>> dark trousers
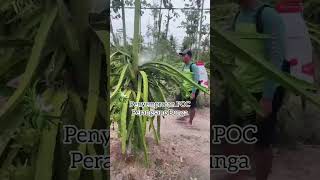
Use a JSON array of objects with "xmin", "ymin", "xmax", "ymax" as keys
[{"xmin": 213, "ymin": 86, "xmax": 285, "ymax": 148}]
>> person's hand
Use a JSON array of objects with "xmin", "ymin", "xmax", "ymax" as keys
[
  {"xmin": 191, "ymin": 93, "xmax": 195, "ymax": 100},
  {"xmin": 260, "ymin": 98, "xmax": 272, "ymax": 118}
]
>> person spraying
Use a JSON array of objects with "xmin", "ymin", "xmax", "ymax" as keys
[
  {"xmin": 176, "ymin": 49, "xmax": 200, "ymax": 126},
  {"xmin": 217, "ymin": 0, "xmax": 287, "ymax": 179}
]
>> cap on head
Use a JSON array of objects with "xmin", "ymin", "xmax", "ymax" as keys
[{"xmin": 179, "ymin": 49, "xmax": 192, "ymax": 57}]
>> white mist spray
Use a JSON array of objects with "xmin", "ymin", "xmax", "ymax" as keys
[{"xmin": 138, "ymin": 50, "xmax": 158, "ymax": 66}]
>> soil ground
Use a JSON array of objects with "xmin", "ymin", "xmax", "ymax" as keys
[
  {"xmin": 111, "ymin": 105, "xmax": 320, "ymax": 180},
  {"xmin": 110, "ymin": 107, "xmax": 211, "ymax": 180},
  {"xmin": 211, "ymin": 145, "xmax": 320, "ymax": 180}
]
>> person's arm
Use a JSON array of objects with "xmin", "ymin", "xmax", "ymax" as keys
[
  {"xmin": 191, "ymin": 63, "xmax": 199, "ymax": 94},
  {"xmin": 261, "ymin": 8, "xmax": 286, "ymax": 114}
]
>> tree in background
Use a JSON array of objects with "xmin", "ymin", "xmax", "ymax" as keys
[
  {"xmin": 112, "ymin": 0, "xmax": 209, "ymax": 65},
  {"xmin": 111, "ymin": 0, "xmax": 151, "ymax": 46},
  {"xmin": 179, "ymin": 0, "xmax": 209, "ymax": 61},
  {"xmin": 163, "ymin": 0, "xmax": 180, "ymax": 39},
  {"xmin": 179, "ymin": 0, "xmax": 201, "ymax": 49},
  {"xmin": 169, "ymin": 35, "xmax": 177, "ymax": 52}
]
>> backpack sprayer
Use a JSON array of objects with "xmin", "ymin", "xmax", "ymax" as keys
[
  {"xmin": 276, "ymin": 0, "xmax": 315, "ymax": 83},
  {"xmin": 195, "ymin": 60, "xmax": 209, "ymax": 88}
]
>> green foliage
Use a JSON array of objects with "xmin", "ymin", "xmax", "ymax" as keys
[
  {"xmin": 110, "ymin": 42, "xmax": 209, "ymax": 165},
  {"xmin": 304, "ymin": 0, "xmax": 320, "ymax": 24},
  {"xmin": 154, "ymin": 37, "xmax": 178, "ymax": 59},
  {"xmin": 0, "ymin": 1, "xmax": 108, "ymax": 180},
  {"xmin": 213, "ymin": 1, "xmax": 320, "ymax": 118}
]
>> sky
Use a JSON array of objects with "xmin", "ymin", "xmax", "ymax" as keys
[{"xmin": 111, "ymin": 0, "xmax": 210, "ymax": 49}]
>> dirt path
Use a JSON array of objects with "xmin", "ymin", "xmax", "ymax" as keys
[
  {"xmin": 268, "ymin": 145, "xmax": 320, "ymax": 180},
  {"xmin": 110, "ymin": 107, "xmax": 210, "ymax": 180},
  {"xmin": 212, "ymin": 145, "xmax": 320, "ymax": 180},
  {"xmin": 110, "ymin": 104, "xmax": 320, "ymax": 180},
  {"xmin": 159, "ymin": 107, "xmax": 210, "ymax": 179}
]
